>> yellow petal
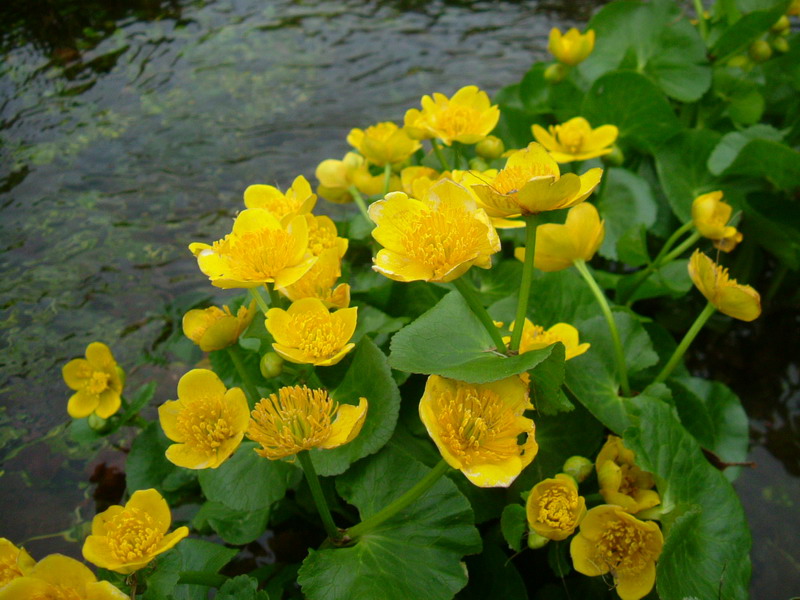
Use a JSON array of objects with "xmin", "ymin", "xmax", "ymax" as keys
[
  {"xmin": 462, "ymin": 456, "xmax": 523, "ymax": 488},
  {"xmin": 569, "ymin": 168, "xmax": 604, "ymax": 206},
  {"xmin": 165, "ymin": 443, "xmax": 219, "ymax": 470},
  {"xmin": 68, "ymin": 391, "xmax": 99, "ymax": 419},
  {"xmin": 570, "ymin": 533, "xmax": 609, "ymax": 576},
  {"xmin": 232, "ymin": 208, "xmax": 282, "ymax": 235},
  {"xmin": 585, "ymin": 125, "xmax": 619, "ymax": 151},
  {"xmin": 85, "ymin": 342, "xmax": 114, "ymax": 369},
  {"xmin": 319, "ymin": 397, "xmax": 368, "ymax": 449},
  {"xmin": 373, "ymin": 249, "xmax": 435, "ymax": 282},
  {"xmin": 517, "ymin": 175, "xmax": 580, "ymax": 214},
  {"xmin": 94, "ymin": 390, "xmax": 121, "ymax": 419},
  {"xmin": 615, "ymin": 560, "xmax": 656, "ymax": 600},
  {"xmin": 90, "ymin": 506, "xmax": 125, "ymax": 536},
  {"xmin": 62, "ymin": 358, "xmax": 91, "ymax": 390},
  {"xmin": 86, "ymin": 581, "xmax": 130, "ymax": 600},
  {"xmin": 243, "ymin": 184, "xmax": 283, "ymax": 210},
  {"xmin": 531, "ymin": 124, "xmax": 558, "ymax": 152},
  {"xmin": 177, "ymin": 369, "xmax": 226, "ymax": 403},
  {"xmin": 82, "ymin": 536, "xmax": 119, "ymax": 571},
  {"xmin": 531, "ymin": 224, "xmax": 578, "ymax": 272},
  {"xmin": 26, "ymin": 553, "xmax": 95, "ymax": 589},
  {"xmin": 126, "ymin": 488, "xmax": 172, "ymax": 535},
  {"xmin": 158, "ymin": 399, "xmax": 184, "ymax": 442},
  {"xmin": 225, "ymin": 387, "xmax": 251, "ymax": 432}
]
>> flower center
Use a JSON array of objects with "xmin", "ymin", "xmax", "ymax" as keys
[
  {"xmin": 556, "ymin": 124, "xmax": 587, "ymax": 154},
  {"xmin": 0, "ymin": 558, "xmax": 23, "ymax": 586},
  {"xmin": 307, "ymin": 219, "xmax": 339, "ymax": 257},
  {"xmin": 176, "ymin": 394, "xmax": 236, "ymax": 455},
  {"xmin": 288, "ymin": 311, "xmax": 348, "ymax": 360},
  {"xmin": 105, "ymin": 507, "xmax": 163, "ymax": 563},
  {"xmin": 596, "ymin": 519, "xmax": 656, "ymax": 576},
  {"xmin": 519, "ymin": 324, "xmax": 561, "ymax": 352},
  {"xmin": 433, "ymin": 104, "xmax": 482, "ymax": 140},
  {"xmin": 537, "ymin": 487, "xmax": 579, "ymax": 529},
  {"xmin": 28, "ymin": 585, "xmax": 82, "ymax": 600},
  {"xmin": 214, "ymin": 228, "xmax": 299, "ymax": 283},
  {"xmin": 85, "ymin": 371, "xmax": 110, "ymax": 395}
]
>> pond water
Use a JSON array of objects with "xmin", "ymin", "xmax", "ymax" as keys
[{"xmin": 0, "ymin": 0, "xmax": 797, "ymax": 597}]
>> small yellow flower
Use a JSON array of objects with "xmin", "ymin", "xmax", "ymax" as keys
[
  {"xmin": 158, "ymin": 369, "xmax": 249, "ymax": 469},
  {"xmin": 305, "ymin": 214, "xmax": 348, "ymax": 259},
  {"xmin": 189, "ymin": 208, "xmax": 316, "ymax": 289},
  {"xmin": 526, "ymin": 474, "xmax": 587, "ymax": 541},
  {"xmin": 0, "ymin": 554, "xmax": 127, "ymax": 600},
  {"xmin": 548, "ymin": 27, "xmax": 595, "ymax": 66},
  {"xmin": 570, "ymin": 505, "xmax": 664, "ymax": 600},
  {"xmin": 62, "ymin": 342, "xmax": 125, "ymax": 420},
  {"xmin": 691, "ymin": 191, "xmax": 743, "ymax": 252},
  {"xmin": 404, "ymin": 85, "xmax": 500, "ymax": 146},
  {"xmin": 532, "ymin": 117, "xmax": 618, "ymax": 163},
  {"xmin": 419, "ymin": 375, "xmax": 538, "ymax": 488},
  {"xmin": 688, "ymin": 250, "xmax": 761, "ymax": 322},
  {"xmin": 280, "ymin": 248, "xmax": 351, "ymax": 309},
  {"xmin": 514, "ymin": 202, "xmax": 605, "ymax": 271},
  {"xmin": 504, "ymin": 320, "xmax": 590, "ymax": 360},
  {"xmin": 0, "ymin": 538, "xmax": 35, "ymax": 586},
  {"xmin": 596, "ymin": 435, "xmax": 660, "ymax": 515},
  {"xmin": 243, "ymin": 175, "xmax": 317, "ymax": 219},
  {"xmin": 265, "ymin": 297, "xmax": 357, "ymax": 366},
  {"xmin": 451, "ymin": 169, "xmax": 524, "ymax": 229},
  {"xmin": 400, "ymin": 165, "xmax": 446, "ymax": 199},
  {"xmin": 182, "ymin": 300, "xmax": 257, "ymax": 352},
  {"xmin": 82, "ymin": 488, "xmax": 189, "ymax": 574},
  {"xmin": 471, "ymin": 143, "xmax": 603, "ymax": 218},
  {"xmin": 369, "ymin": 179, "xmax": 501, "ymax": 283},
  {"xmin": 248, "ymin": 385, "xmax": 367, "ymax": 460},
  {"xmin": 315, "ymin": 152, "xmax": 400, "ymax": 203},
  {"xmin": 347, "ymin": 122, "xmax": 421, "ymax": 166}
]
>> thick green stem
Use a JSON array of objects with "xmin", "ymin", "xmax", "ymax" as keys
[
  {"xmin": 346, "ymin": 459, "xmax": 451, "ymax": 539},
  {"xmin": 654, "ymin": 302, "xmax": 716, "ymax": 385},
  {"xmin": 250, "ymin": 287, "xmax": 270, "ymax": 314},
  {"xmin": 574, "ymin": 259, "xmax": 631, "ymax": 397},
  {"xmin": 510, "ymin": 216, "xmax": 537, "ymax": 352},
  {"xmin": 348, "ymin": 185, "xmax": 372, "ymax": 221},
  {"xmin": 267, "ymin": 282, "xmax": 283, "ymax": 308},
  {"xmin": 227, "ymin": 345, "xmax": 261, "ymax": 407},
  {"xmin": 452, "ymin": 277, "xmax": 507, "ymax": 354},
  {"xmin": 177, "ymin": 572, "xmax": 228, "ymax": 587},
  {"xmin": 382, "ymin": 163, "xmax": 392, "ymax": 196},
  {"xmin": 431, "ymin": 139, "xmax": 452, "ymax": 171},
  {"xmin": 297, "ymin": 451, "xmax": 342, "ymax": 541}
]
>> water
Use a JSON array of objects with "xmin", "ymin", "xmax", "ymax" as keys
[{"xmin": 1, "ymin": 0, "xmax": 797, "ymax": 597}]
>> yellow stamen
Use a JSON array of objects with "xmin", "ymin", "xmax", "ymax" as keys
[
  {"xmin": 176, "ymin": 395, "xmax": 236, "ymax": 455},
  {"xmin": 105, "ymin": 507, "xmax": 163, "ymax": 563},
  {"xmin": 537, "ymin": 487, "xmax": 580, "ymax": 529},
  {"xmin": 432, "ymin": 104, "xmax": 484, "ymax": 141},
  {"xmin": 596, "ymin": 519, "xmax": 657, "ymax": 576},
  {"xmin": 213, "ymin": 229, "xmax": 298, "ymax": 282},
  {"xmin": 85, "ymin": 371, "xmax": 110, "ymax": 395}
]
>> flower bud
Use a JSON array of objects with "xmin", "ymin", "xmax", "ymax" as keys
[
  {"xmin": 772, "ymin": 37, "xmax": 789, "ymax": 54},
  {"xmin": 260, "ymin": 352, "xmax": 285, "ymax": 379},
  {"xmin": 544, "ymin": 62, "xmax": 568, "ymax": 84},
  {"xmin": 748, "ymin": 39, "xmax": 773, "ymax": 63},
  {"xmin": 475, "ymin": 135, "xmax": 505, "ymax": 160},
  {"xmin": 527, "ymin": 531, "xmax": 549, "ymax": 549},
  {"xmin": 87, "ymin": 413, "xmax": 107, "ymax": 431},
  {"xmin": 771, "ymin": 15, "xmax": 790, "ymax": 33},
  {"xmin": 563, "ymin": 455, "xmax": 594, "ymax": 482},
  {"xmin": 601, "ymin": 144, "xmax": 625, "ymax": 167},
  {"xmin": 468, "ymin": 157, "xmax": 489, "ymax": 171},
  {"xmin": 727, "ymin": 55, "xmax": 750, "ymax": 69}
]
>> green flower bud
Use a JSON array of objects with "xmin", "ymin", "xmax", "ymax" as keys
[
  {"xmin": 772, "ymin": 37, "xmax": 789, "ymax": 54},
  {"xmin": 748, "ymin": 39, "xmax": 773, "ymax": 63},
  {"xmin": 475, "ymin": 135, "xmax": 505, "ymax": 160},
  {"xmin": 601, "ymin": 144, "xmax": 625, "ymax": 167},
  {"xmin": 527, "ymin": 531, "xmax": 549, "ymax": 549},
  {"xmin": 468, "ymin": 157, "xmax": 489, "ymax": 171},
  {"xmin": 87, "ymin": 412, "xmax": 108, "ymax": 431},
  {"xmin": 771, "ymin": 15, "xmax": 790, "ymax": 33},
  {"xmin": 562, "ymin": 455, "xmax": 594, "ymax": 482},
  {"xmin": 544, "ymin": 62, "xmax": 569, "ymax": 84},
  {"xmin": 727, "ymin": 55, "xmax": 750, "ymax": 69},
  {"xmin": 260, "ymin": 352, "xmax": 284, "ymax": 379}
]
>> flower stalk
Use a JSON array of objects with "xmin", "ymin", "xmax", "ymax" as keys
[
  {"xmin": 510, "ymin": 215, "xmax": 538, "ymax": 352},
  {"xmin": 250, "ymin": 287, "xmax": 270, "ymax": 314},
  {"xmin": 452, "ymin": 277, "xmax": 507, "ymax": 354},
  {"xmin": 431, "ymin": 139, "xmax": 452, "ymax": 171},
  {"xmin": 297, "ymin": 450, "xmax": 343, "ymax": 542},
  {"xmin": 654, "ymin": 302, "xmax": 716, "ymax": 384},
  {"xmin": 382, "ymin": 163, "xmax": 392, "ymax": 196},
  {"xmin": 348, "ymin": 185, "xmax": 372, "ymax": 221}
]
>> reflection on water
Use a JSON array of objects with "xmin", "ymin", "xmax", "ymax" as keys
[{"xmin": 0, "ymin": 0, "xmax": 797, "ymax": 596}]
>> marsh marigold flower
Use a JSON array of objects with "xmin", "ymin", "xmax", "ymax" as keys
[
  {"xmin": 404, "ymin": 85, "xmax": 500, "ymax": 146},
  {"xmin": 189, "ymin": 208, "xmax": 315, "ymax": 289},
  {"xmin": 596, "ymin": 435, "xmax": 660, "ymax": 515},
  {"xmin": 505, "ymin": 320, "xmax": 590, "ymax": 360},
  {"xmin": 158, "ymin": 369, "xmax": 249, "ymax": 469},
  {"xmin": 305, "ymin": 214, "xmax": 348, "ymax": 259},
  {"xmin": 548, "ymin": 27, "xmax": 595, "ymax": 66},
  {"xmin": 0, "ymin": 538, "xmax": 35, "ymax": 586},
  {"xmin": 526, "ymin": 474, "xmax": 587, "ymax": 541},
  {"xmin": 62, "ymin": 342, "xmax": 124, "ymax": 420},
  {"xmin": 182, "ymin": 300, "xmax": 256, "ymax": 352},
  {"xmin": 265, "ymin": 297, "xmax": 357, "ymax": 366},
  {"xmin": 280, "ymin": 248, "xmax": 350, "ymax": 309},
  {"xmin": 82, "ymin": 488, "xmax": 188, "ymax": 574},
  {"xmin": 419, "ymin": 375, "xmax": 538, "ymax": 488},
  {"xmin": 514, "ymin": 203, "xmax": 605, "ymax": 272},
  {"xmin": 0, "ymin": 554, "xmax": 127, "ymax": 600},
  {"xmin": 369, "ymin": 179, "xmax": 500, "ymax": 283},
  {"xmin": 532, "ymin": 117, "xmax": 618, "ymax": 163},
  {"xmin": 248, "ymin": 385, "xmax": 367, "ymax": 459},
  {"xmin": 688, "ymin": 250, "xmax": 761, "ymax": 322},
  {"xmin": 347, "ymin": 122, "xmax": 421, "ymax": 166},
  {"xmin": 571, "ymin": 505, "xmax": 663, "ymax": 600},
  {"xmin": 243, "ymin": 175, "xmax": 317, "ymax": 219},
  {"xmin": 315, "ymin": 152, "xmax": 400, "ymax": 203},
  {"xmin": 691, "ymin": 191, "xmax": 743, "ymax": 252},
  {"xmin": 472, "ymin": 143, "xmax": 602, "ymax": 218}
]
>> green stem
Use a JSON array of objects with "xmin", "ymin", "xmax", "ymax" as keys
[
  {"xmin": 510, "ymin": 216, "xmax": 537, "ymax": 353},
  {"xmin": 297, "ymin": 451, "xmax": 342, "ymax": 541},
  {"xmin": 654, "ymin": 302, "xmax": 716, "ymax": 385},
  {"xmin": 177, "ymin": 572, "xmax": 228, "ymax": 587},
  {"xmin": 382, "ymin": 163, "xmax": 392, "ymax": 196},
  {"xmin": 661, "ymin": 231, "xmax": 701, "ymax": 265},
  {"xmin": 452, "ymin": 277, "xmax": 507, "ymax": 354},
  {"xmin": 574, "ymin": 259, "xmax": 631, "ymax": 396},
  {"xmin": 227, "ymin": 345, "xmax": 261, "ymax": 407},
  {"xmin": 431, "ymin": 139, "xmax": 452, "ymax": 171},
  {"xmin": 346, "ymin": 459, "xmax": 451, "ymax": 539},
  {"xmin": 267, "ymin": 283, "xmax": 283, "ymax": 308},
  {"xmin": 348, "ymin": 185, "xmax": 372, "ymax": 221},
  {"xmin": 692, "ymin": 0, "xmax": 708, "ymax": 41},
  {"xmin": 250, "ymin": 287, "xmax": 270, "ymax": 314}
]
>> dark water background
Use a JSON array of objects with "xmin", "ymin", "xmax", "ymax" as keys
[{"xmin": 0, "ymin": 0, "xmax": 798, "ymax": 597}]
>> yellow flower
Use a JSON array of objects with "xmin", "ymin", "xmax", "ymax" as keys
[
  {"xmin": 182, "ymin": 300, "xmax": 257, "ymax": 352},
  {"xmin": 315, "ymin": 152, "xmax": 400, "ymax": 203},
  {"xmin": 526, "ymin": 474, "xmax": 587, "ymax": 541},
  {"xmin": 400, "ymin": 165, "xmax": 446, "ymax": 199},
  {"xmin": 504, "ymin": 320, "xmax": 590, "ymax": 360},
  {"xmin": 82, "ymin": 488, "xmax": 189, "ymax": 574},
  {"xmin": 158, "ymin": 369, "xmax": 249, "ymax": 469},
  {"xmin": 265, "ymin": 297, "xmax": 357, "ymax": 366},
  {"xmin": 0, "ymin": 554, "xmax": 127, "ymax": 600},
  {"xmin": 570, "ymin": 505, "xmax": 664, "ymax": 600},
  {"xmin": 305, "ymin": 214, "xmax": 348, "ymax": 259},
  {"xmin": 280, "ymin": 248, "xmax": 351, "ymax": 309},
  {"xmin": 347, "ymin": 122, "xmax": 421, "ymax": 166},
  {"xmin": 62, "ymin": 342, "xmax": 125, "ymax": 419},
  {"xmin": 0, "ymin": 538, "xmax": 35, "ymax": 586},
  {"xmin": 248, "ymin": 385, "xmax": 367, "ymax": 460},
  {"xmin": 691, "ymin": 191, "xmax": 743, "ymax": 252},
  {"xmin": 243, "ymin": 175, "xmax": 317, "ymax": 219},
  {"xmin": 514, "ymin": 202, "xmax": 605, "ymax": 271},
  {"xmin": 451, "ymin": 169, "xmax": 524, "ymax": 229},
  {"xmin": 403, "ymin": 85, "xmax": 500, "ymax": 146},
  {"xmin": 369, "ymin": 179, "xmax": 501, "ymax": 283},
  {"xmin": 532, "ymin": 117, "xmax": 619, "ymax": 163},
  {"xmin": 688, "ymin": 250, "xmax": 761, "ymax": 322},
  {"xmin": 596, "ymin": 435, "xmax": 660, "ymax": 515},
  {"xmin": 548, "ymin": 27, "xmax": 595, "ymax": 66},
  {"xmin": 471, "ymin": 143, "xmax": 603, "ymax": 218},
  {"xmin": 419, "ymin": 375, "xmax": 538, "ymax": 488},
  {"xmin": 189, "ymin": 208, "xmax": 316, "ymax": 289}
]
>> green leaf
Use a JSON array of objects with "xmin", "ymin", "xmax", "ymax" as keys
[
  {"xmin": 309, "ymin": 338, "xmax": 400, "ymax": 476},
  {"xmin": 597, "ymin": 168, "xmax": 658, "ymax": 263},
  {"xmin": 476, "ymin": 260, "xmax": 523, "ymax": 306},
  {"xmin": 518, "ymin": 63, "xmax": 583, "ymax": 120},
  {"xmin": 494, "ymin": 84, "xmax": 539, "ymax": 149},
  {"xmin": 711, "ymin": 4, "xmax": 787, "ymax": 60},
  {"xmin": 351, "ymin": 305, "xmax": 408, "ymax": 346},
  {"xmin": 743, "ymin": 194, "xmax": 800, "ymax": 269},
  {"xmin": 389, "ymin": 291, "xmax": 555, "ymax": 383},
  {"xmin": 126, "ymin": 422, "xmax": 191, "ymax": 498},
  {"xmin": 457, "ymin": 539, "xmax": 528, "ymax": 599},
  {"xmin": 500, "ymin": 504, "xmax": 528, "ymax": 552},
  {"xmin": 619, "ymin": 259, "xmax": 693, "ymax": 303},
  {"xmin": 298, "ymin": 445, "xmax": 481, "ymax": 600},
  {"xmin": 582, "ymin": 71, "xmax": 682, "ymax": 152},
  {"xmin": 209, "ymin": 345, "xmax": 263, "ymax": 395},
  {"xmin": 529, "ymin": 343, "xmax": 572, "ymax": 415},
  {"xmin": 198, "ymin": 442, "xmax": 298, "ymax": 512},
  {"xmin": 193, "ymin": 501, "xmax": 270, "ymax": 545},
  {"xmin": 625, "ymin": 390, "xmax": 751, "ymax": 600},
  {"xmin": 707, "ymin": 124, "xmax": 784, "ymax": 175},
  {"xmin": 218, "ymin": 575, "xmax": 270, "ymax": 600},
  {"xmin": 547, "ymin": 540, "xmax": 572, "ymax": 578},
  {"xmin": 718, "ymin": 138, "xmax": 800, "ymax": 190},
  {"xmin": 144, "ymin": 540, "xmax": 238, "ymax": 600}
]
